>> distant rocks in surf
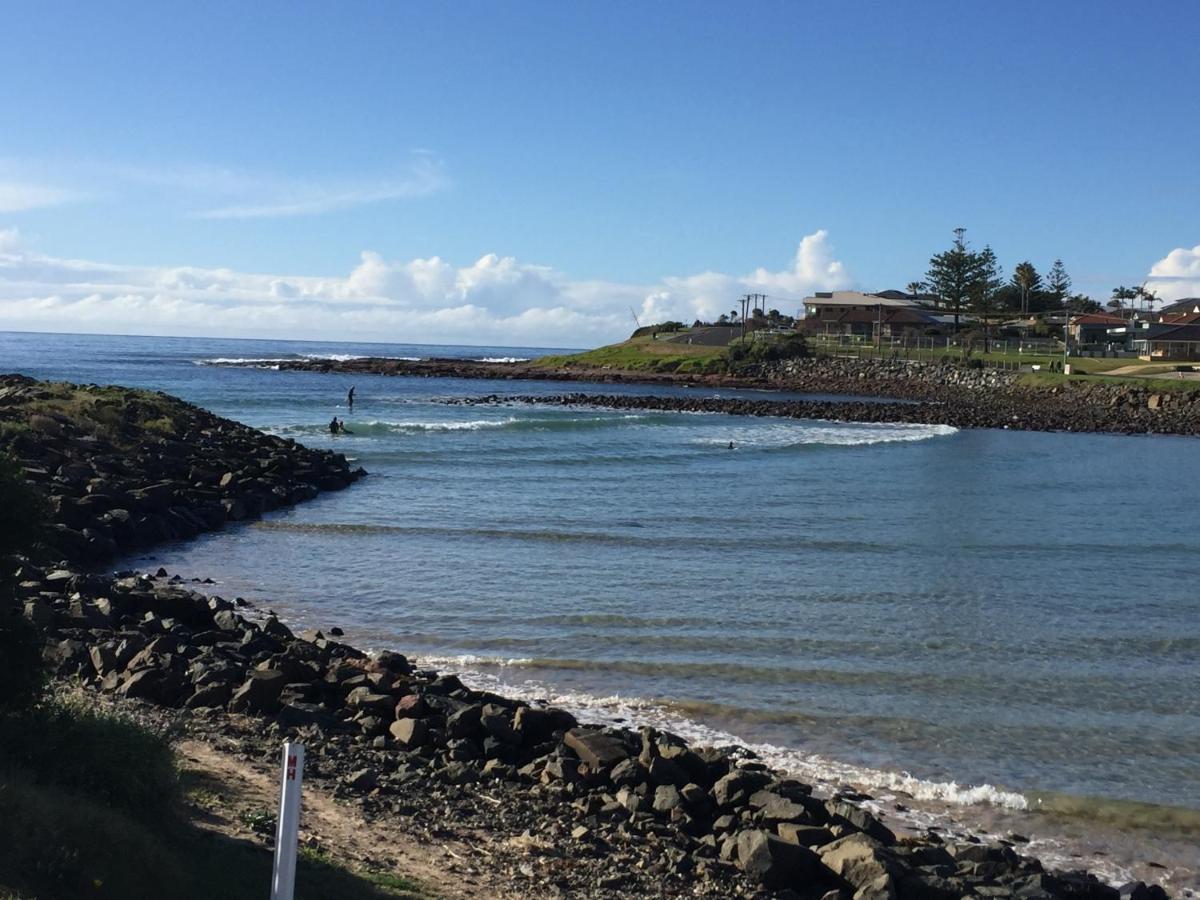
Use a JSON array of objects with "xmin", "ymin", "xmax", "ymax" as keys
[{"xmin": 452, "ymin": 389, "xmax": 1200, "ymax": 437}]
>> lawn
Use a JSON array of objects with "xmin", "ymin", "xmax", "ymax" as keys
[{"xmin": 534, "ymin": 334, "xmax": 729, "ymax": 373}]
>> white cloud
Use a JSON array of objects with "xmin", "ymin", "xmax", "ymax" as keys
[
  {"xmin": 192, "ymin": 158, "xmax": 448, "ymax": 219},
  {"xmin": 1147, "ymin": 244, "xmax": 1200, "ymax": 301},
  {"xmin": 0, "ymin": 182, "xmax": 89, "ymax": 213},
  {"xmin": 0, "ymin": 230, "xmax": 852, "ymax": 346},
  {"xmin": 0, "ymin": 154, "xmax": 448, "ymax": 220}
]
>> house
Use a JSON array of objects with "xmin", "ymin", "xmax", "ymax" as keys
[
  {"xmin": 799, "ymin": 291, "xmax": 948, "ymax": 337},
  {"xmin": 1069, "ymin": 312, "xmax": 1128, "ymax": 346},
  {"xmin": 800, "ymin": 306, "xmax": 944, "ymax": 339},
  {"xmin": 1131, "ymin": 323, "xmax": 1200, "ymax": 361}
]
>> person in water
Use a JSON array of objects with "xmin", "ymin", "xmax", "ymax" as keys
[
  {"xmin": 347, "ymin": 386, "xmax": 356, "ymax": 410},
  {"xmin": 329, "ymin": 416, "xmax": 340, "ymax": 435}
]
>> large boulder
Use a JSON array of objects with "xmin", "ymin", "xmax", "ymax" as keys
[
  {"xmin": 736, "ymin": 829, "xmax": 821, "ymax": 888},
  {"xmin": 819, "ymin": 833, "xmax": 895, "ymax": 892},
  {"xmin": 228, "ymin": 669, "xmax": 287, "ymax": 713},
  {"xmin": 563, "ymin": 727, "xmax": 630, "ymax": 770}
]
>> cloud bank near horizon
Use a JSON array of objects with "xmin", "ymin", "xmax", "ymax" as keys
[
  {"xmin": 0, "ymin": 228, "xmax": 854, "ymax": 346},
  {"xmin": 3, "ymin": 230, "xmax": 1195, "ymax": 347},
  {"xmin": 1147, "ymin": 244, "xmax": 1200, "ymax": 303}
]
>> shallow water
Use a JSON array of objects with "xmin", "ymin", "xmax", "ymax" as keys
[{"xmin": 4, "ymin": 330, "xmax": 1199, "ymax": 889}]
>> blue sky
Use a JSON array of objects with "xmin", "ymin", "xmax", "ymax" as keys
[{"xmin": 2, "ymin": 1, "xmax": 1198, "ymax": 344}]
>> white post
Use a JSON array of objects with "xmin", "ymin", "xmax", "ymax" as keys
[{"xmin": 271, "ymin": 742, "xmax": 305, "ymax": 900}]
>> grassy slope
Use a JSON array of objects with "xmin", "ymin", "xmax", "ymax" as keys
[
  {"xmin": 535, "ymin": 335, "xmax": 728, "ymax": 374},
  {"xmin": 534, "ymin": 335, "xmax": 1198, "ymax": 392},
  {"xmin": 0, "ymin": 380, "xmax": 187, "ymax": 445},
  {"xmin": 0, "ymin": 699, "xmax": 430, "ymax": 900}
]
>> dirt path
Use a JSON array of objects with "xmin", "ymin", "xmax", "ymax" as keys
[{"xmin": 177, "ymin": 739, "xmax": 520, "ymax": 900}]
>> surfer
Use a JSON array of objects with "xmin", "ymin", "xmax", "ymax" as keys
[
  {"xmin": 728, "ymin": 441, "xmax": 735, "ymax": 450},
  {"xmin": 347, "ymin": 386, "xmax": 356, "ymax": 410},
  {"xmin": 329, "ymin": 416, "xmax": 340, "ymax": 435}
]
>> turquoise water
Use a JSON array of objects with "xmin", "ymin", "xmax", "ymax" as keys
[{"xmin": 4, "ymin": 332, "xmax": 1199, "ymax": 864}]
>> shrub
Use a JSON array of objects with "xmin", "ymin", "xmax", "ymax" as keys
[
  {"xmin": 0, "ymin": 699, "xmax": 179, "ymax": 820},
  {"xmin": 0, "ymin": 453, "xmax": 47, "ymax": 562},
  {"xmin": 0, "ymin": 612, "xmax": 46, "ymax": 713},
  {"xmin": 0, "ymin": 454, "xmax": 49, "ymax": 711}
]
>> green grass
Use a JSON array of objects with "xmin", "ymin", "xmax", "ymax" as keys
[
  {"xmin": 1018, "ymin": 371, "xmax": 1197, "ymax": 392},
  {"xmin": 0, "ymin": 701, "xmax": 433, "ymax": 900},
  {"xmin": 534, "ymin": 334, "xmax": 728, "ymax": 374},
  {"xmin": 0, "ymin": 381, "xmax": 184, "ymax": 449}
]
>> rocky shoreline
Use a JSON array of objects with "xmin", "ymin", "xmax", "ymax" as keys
[
  {"xmin": 0, "ymin": 374, "xmax": 366, "ymax": 563},
  {"xmin": 215, "ymin": 355, "xmax": 1200, "ymax": 436},
  {"xmin": 0, "ymin": 376, "xmax": 1180, "ymax": 898},
  {"xmin": 20, "ymin": 565, "xmax": 1168, "ymax": 900}
]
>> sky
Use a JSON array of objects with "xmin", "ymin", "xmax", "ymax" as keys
[{"xmin": 2, "ymin": 1, "xmax": 1199, "ymax": 346}]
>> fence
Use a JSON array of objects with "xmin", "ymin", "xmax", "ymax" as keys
[{"xmin": 803, "ymin": 335, "xmax": 1064, "ymax": 371}]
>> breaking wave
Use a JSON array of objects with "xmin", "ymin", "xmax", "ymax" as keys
[{"xmin": 413, "ymin": 653, "xmax": 1029, "ymax": 812}]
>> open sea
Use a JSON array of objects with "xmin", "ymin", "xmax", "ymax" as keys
[{"xmin": 3, "ymin": 330, "xmax": 1198, "ymax": 890}]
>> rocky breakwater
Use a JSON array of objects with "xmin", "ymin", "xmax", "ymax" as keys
[
  {"xmin": 767, "ymin": 357, "xmax": 1019, "ymax": 399},
  {"xmin": 19, "ymin": 563, "xmax": 1168, "ymax": 899},
  {"xmin": 457, "ymin": 384, "xmax": 1200, "ymax": 436},
  {"xmin": 0, "ymin": 375, "xmax": 365, "ymax": 564}
]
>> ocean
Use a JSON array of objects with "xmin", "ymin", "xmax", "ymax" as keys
[{"xmin": 3, "ymin": 330, "xmax": 1198, "ymax": 889}]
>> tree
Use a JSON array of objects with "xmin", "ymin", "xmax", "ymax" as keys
[
  {"xmin": 906, "ymin": 281, "xmax": 927, "ymax": 298},
  {"xmin": 1110, "ymin": 286, "xmax": 1138, "ymax": 318},
  {"xmin": 1135, "ymin": 284, "xmax": 1158, "ymax": 314},
  {"xmin": 971, "ymin": 245, "xmax": 1004, "ymax": 351},
  {"xmin": 1012, "ymin": 261, "xmax": 1042, "ymax": 316},
  {"xmin": 1065, "ymin": 293, "xmax": 1101, "ymax": 314},
  {"xmin": 925, "ymin": 228, "xmax": 987, "ymax": 329},
  {"xmin": 1047, "ymin": 259, "xmax": 1071, "ymax": 305}
]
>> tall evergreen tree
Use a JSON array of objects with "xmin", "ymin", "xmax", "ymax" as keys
[
  {"xmin": 1047, "ymin": 259, "xmax": 1071, "ymax": 305},
  {"xmin": 925, "ymin": 228, "xmax": 985, "ymax": 329},
  {"xmin": 972, "ymin": 245, "xmax": 1003, "ymax": 350}
]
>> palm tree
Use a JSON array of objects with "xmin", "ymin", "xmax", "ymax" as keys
[
  {"xmin": 906, "ymin": 281, "xmax": 926, "ymax": 299},
  {"xmin": 1012, "ymin": 262, "xmax": 1041, "ymax": 316}
]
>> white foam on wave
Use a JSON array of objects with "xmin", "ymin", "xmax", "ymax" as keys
[
  {"xmin": 194, "ymin": 356, "xmax": 291, "ymax": 365},
  {"xmin": 692, "ymin": 421, "xmax": 957, "ymax": 449},
  {"xmin": 362, "ymin": 417, "xmax": 520, "ymax": 432},
  {"xmin": 477, "ymin": 356, "xmax": 529, "ymax": 363},
  {"xmin": 301, "ymin": 353, "xmax": 367, "ymax": 362},
  {"xmin": 414, "ymin": 653, "xmax": 1027, "ymax": 813}
]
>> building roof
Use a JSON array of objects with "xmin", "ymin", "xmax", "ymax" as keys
[
  {"xmin": 1157, "ymin": 298, "xmax": 1200, "ymax": 316},
  {"xmin": 1071, "ymin": 313, "xmax": 1127, "ymax": 326},
  {"xmin": 1158, "ymin": 311, "xmax": 1200, "ymax": 325}
]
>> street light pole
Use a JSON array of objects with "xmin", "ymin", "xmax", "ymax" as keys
[{"xmin": 1063, "ymin": 305, "xmax": 1070, "ymax": 374}]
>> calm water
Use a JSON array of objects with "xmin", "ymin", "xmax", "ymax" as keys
[{"xmin": 4, "ymin": 331, "xmax": 1199, "ymax": 883}]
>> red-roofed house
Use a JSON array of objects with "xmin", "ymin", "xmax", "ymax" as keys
[{"xmin": 1068, "ymin": 313, "xmax": 1128, "ymax": 347}]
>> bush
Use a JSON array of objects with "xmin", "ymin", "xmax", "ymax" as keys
[
  {"xmin": 0, "ymin": 700, "xmax": 179, "ymax": 820},
  {"xmin": 0, "ymin": 453, "xmax": 47, "ymax": 562},
  {"xmin": 0, "ymin": 612, "xmax": 46, "ymax": 713},
  {"xmin": 0, "ymin": 454, "xmax": 49, "ymax": 711},
  {"xmin": 728, "ymin": 334, "xmax": 809, "ymax": 370}
]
